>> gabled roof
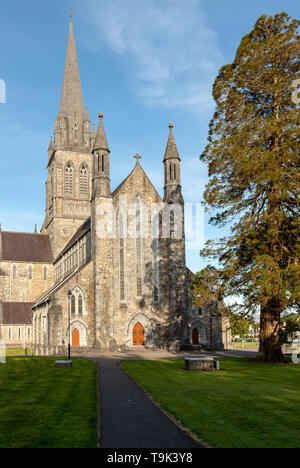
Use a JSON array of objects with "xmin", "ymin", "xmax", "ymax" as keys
[
  {"xmin": 1, "ymin": 232, "xmax": 53, "ymax": 263},
  {"xmin": 112, "ymin": 160, "xmax": 163, "ymax": 202},
  {"xmin": 1, "ymin": 303, "xmax": 34, "ymax": 325}
]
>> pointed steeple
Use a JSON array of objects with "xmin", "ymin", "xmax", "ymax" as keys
[
  {"xmin": 59, "ymin": 18, "xmax": 84, "ymax": 119},
  {"xmin": 54, "ymin": 18, "xmax": 91, "ymax": 152},
  {"xmin": 163, "ymin": 123, "xmax": 182, "ymax": 203},
  {"xmin": 163, "ymin": 123, "xmax": 181, "ymax": 162},
  {"xmin": 94, "ymin": 113, "xmax": 110, "ymax": 152},
  {"xmin": 92, "ymin": 113, "xmax": 111, "ymax": 198},
  {"xmin": 48, "ymin": 136, "xmax": 54, "ymax": 151}
]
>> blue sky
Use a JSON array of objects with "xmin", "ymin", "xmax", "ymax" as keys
[{"xmin": 0, "ymin": 0, "xmax": 298, "ymax": 273}]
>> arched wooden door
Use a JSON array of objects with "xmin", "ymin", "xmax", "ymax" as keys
[
  {"xmin": 192, "ymin": 328, "xmax": 199, "ymax": 345},
  {"xmin": 72, "ymin": 328, "xmax": 80, "ymax": 347},
  {"xmin": 133, "ymin": 322, "xmax": 145, "ymax": 346}
]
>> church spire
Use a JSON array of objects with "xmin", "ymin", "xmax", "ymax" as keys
[
  {"xmin": 59, "ymin": 18, "xmax": 84, "ymax": 119},
  {"xmin": 163, "ymin": 123, "xmax": 182, "ymax": 203},
  {"xmin": 94, "ymin": 113, "xmax": 110, "ymax": 152},
  {"xmin": 163, "ymin": 123, "xmax": 181, "ymax": 162},
  {"xmin": 54, "ymin": 18, "xmax": 91, "ymax": 152}
]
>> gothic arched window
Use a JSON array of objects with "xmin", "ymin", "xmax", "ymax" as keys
[
  {"xmin": 69, "ymin": 289, "xmax": 85, "ymax": 316},
  {"xmin": 78, "ymin": 294, "xmax": 83, "ymax": 316},
  {"xmin": 152, "ymin": 212, "xmax": 160, "ymax": 303},
  {"xmin": 135, "ymin": 202, "xmax": 143, "ymax": 297},
  {"xmin": 71, "ymin": 294, "xmax": 76, "ymax": 315},
  {"xmin": 64, "ymin": 163, "xmax": 74, "ymax": 197},
  {"xmin": 79, "ymin": 165, "xmax": 89, "ymax": 199},
  {"xmin": 119, "ymin": 212, "xmax": 126, "ymax": 302}
]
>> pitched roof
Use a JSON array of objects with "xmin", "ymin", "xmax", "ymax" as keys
[
  {"xmin": 1, "ymin": 232, "xmax": 53, "ymax": 263},
  {"xmin": 55, "ymin": 218, "xmax": 90, "ymax": 263},
  {"xmin": 112, "ymin": 160, "xmax": 163, "ymax": 202},
  {"xmin": 1, "ymin": 303, "xmax": 34, "ymax": 325}
]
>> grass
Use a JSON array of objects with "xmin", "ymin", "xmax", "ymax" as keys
[
  {"xmin": 122, "ymin": 358, "xmax": 300, "ymax": 448},
  {"xmin": 233, "ymin": 342, "xmax": 258, "ymax": 348},
  {"xmin": 0, "ymin": 357, "xmax": 98, "ymax": 448},
  {"xmin": 5, "ymin": 349, "xmax": 25, "ymax": 355}
]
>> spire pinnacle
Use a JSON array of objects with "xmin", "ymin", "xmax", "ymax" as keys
[
  {"xmin": 164, "ymin": 122, "xmax": 180, "ymax": 162},
  {"xmin": 93, "ymin": 112, "xmax": 110, "ymax": 152},
  {"xmin": 59, "ymin": 19, "xmax": 84, "ymax": 119}
]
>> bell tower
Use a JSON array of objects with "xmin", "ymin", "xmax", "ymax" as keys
[{"xmin": 43, "ymin": 18, "xmax": 94, "ymax": 259}]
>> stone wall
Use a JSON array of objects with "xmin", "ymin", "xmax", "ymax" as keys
[
  {"xmin": 44, "ymin": 150, "xmax": 92, "ymax": 259},
  {"xmin": 0, "ymin": 260, "xmax": 54, "ymax": 302}
]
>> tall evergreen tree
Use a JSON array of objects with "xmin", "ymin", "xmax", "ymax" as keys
[{"xmin": 196, "ymin": 13, "xmax": 300, "ymax": 362}]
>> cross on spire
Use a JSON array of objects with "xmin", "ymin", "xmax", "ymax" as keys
[
  {"xmin": 69, "ymin": 7, "xmax": 73, "ymax": 21},
  {"xmin": 134, "ymin": 153, "xmax": 142, "ymax": 162}
]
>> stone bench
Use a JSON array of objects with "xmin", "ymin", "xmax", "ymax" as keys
[
  {"xmin": 55, "ymin": 360, "xmax": 72, "ymax": 369},
  {"xmin": 185, "ymin": 357, "xmax": 220, "ymax": 371}
]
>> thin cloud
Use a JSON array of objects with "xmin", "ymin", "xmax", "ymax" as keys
[{"xmin": 82, "ymin": 0, "xmax": 224, "ymax": 113}]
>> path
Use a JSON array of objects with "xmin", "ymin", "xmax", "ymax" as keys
[{"xmin": 92, "ymin": 356, "xmax": 202, "ymax": 449}]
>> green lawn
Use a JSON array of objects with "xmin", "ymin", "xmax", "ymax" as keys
[
  {"xmin": 5, "ymin": 349, "xmax": 25, "ymax": 355},
  {"xmin": 122, "ymin": 358, "xmax": 300, "ymax": 448},
  {"xmin": 0, "ymin": 357, "xmax": 98, "ymax": 448}
]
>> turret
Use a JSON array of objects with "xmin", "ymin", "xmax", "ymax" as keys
[
  {"xmin": 92, "ymin": 113, "xmax": 111, "ymax": 198},
  {"xmin": 163, "ymin": 123, "xmax": 182, "ymax": 203}
]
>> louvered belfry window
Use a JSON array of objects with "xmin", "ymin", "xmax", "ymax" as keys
[
  {"xmin": 79, "ymin": 165, "xmax": 88, "ymax": 198},
  {"xmin": 65, "ymin": 163, "xmax": 74, "ymax": 196}
]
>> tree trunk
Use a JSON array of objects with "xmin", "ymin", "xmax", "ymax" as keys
[{"xmin": 257, "ymin": 299, "xmax": 286, "ymax": 363}]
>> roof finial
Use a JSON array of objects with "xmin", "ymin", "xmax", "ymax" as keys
[
  {"xmin": 99, "ymin": 112, "xmax": 103, "ymax": 120},
  {"xmin": 69, "ymin": 7, "xmax": 73, "ymax": 22},
  {"xmin": 134, "ymin": 153, "xmax": 142, "ymax": 163},
  {"xmin": 169, "ymin": 122, "xmax": 174, "ymax": 129}
]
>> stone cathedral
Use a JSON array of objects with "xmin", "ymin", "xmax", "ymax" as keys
[{"xmin": 0, "ymin": 20, "xmax": 230, "ymax": 353}]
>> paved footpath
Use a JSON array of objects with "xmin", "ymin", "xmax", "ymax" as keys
[
  {"xmin": 84, "ymin": 349, "xmax": 257, "ymax": 448},
  {"xmin": 91, "ymin": 355, "xmax": 202, "ymax": 449}
]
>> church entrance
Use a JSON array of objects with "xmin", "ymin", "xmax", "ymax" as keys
[
  {"xmin": 133, "ymin": 322, "xmax": 144, "ymax": 346},
  {"xmin": 72, "ymin": 328, "xmax": 80, "ymax": 347},
  {"xmin": 192, "ymin": 328, "xmax": 199, "ymax": 345}
]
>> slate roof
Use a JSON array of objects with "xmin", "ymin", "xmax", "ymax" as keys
[
  {"xmin": 1, "ymin": 232, "xmax": 53, "ymax": 263},
  {"xmin": 1, "ymin": 303, "xmax": 34, "ymax": 325}
]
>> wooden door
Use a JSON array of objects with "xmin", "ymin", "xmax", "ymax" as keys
[
  {"xmin": 133, "ymin": 322, "xmax": 144, "ymax": 346},
  {"xmin": 192, "ymin": 328, "xmax": 199, "ymax": 345},
  {"xmin": 72, "ymin": 328, "xmax": 80, "ymax": 347}
]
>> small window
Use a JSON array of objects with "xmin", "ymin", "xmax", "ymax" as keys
[
  {"xmin": 18, "ymin": 328, "xmax": 21, "ymax": 339},
  {"xmin": 198, "ymin": 307, "xmax": 203, "ymax": 316},
  {"xmin": 9, "ymin": 328, "xmax": 11, "ymax": 339},
  {"xmin": 28, "ymin": 265, "xmax": 33, "ymax": 280},
  {"xmin": 12, "ymin": 265, "xmax": 17, "ymax": 280},
  {"xmin": 71, "ymin": 295, "xmax": 76, "ymax": 315},
  {"xmin": 78, "ymin": 294, "xmax": 83, "ymax": 316},
  {"xmin": 43, "ymin": 267, "xmax": 47, "ymax": 281}
]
